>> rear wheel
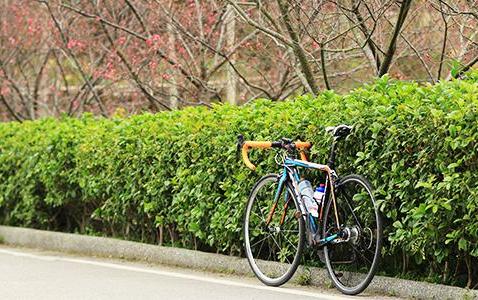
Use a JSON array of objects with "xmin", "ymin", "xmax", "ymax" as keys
[
  {"xmin": 322, "ymin": 175, "xmax": 383, "ymax": 295},
  {"xmin": 244, "ymin": 174, "xmax": 305, "ymax": 286}
]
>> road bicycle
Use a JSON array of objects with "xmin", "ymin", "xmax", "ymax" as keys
[{"xmin": 237, "ymin": 125, "xmax": 383, "ymax": 295}]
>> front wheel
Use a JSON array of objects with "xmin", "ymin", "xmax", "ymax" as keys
[
  {"xmin": 244, "ymin": 174, "xmax": 305, "ymax": 286},
  {"xmin": 322, "ymin": 174, "xmax": 383, "ymax": 295}
]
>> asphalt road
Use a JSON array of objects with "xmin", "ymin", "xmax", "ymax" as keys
[{"xmin": 0, "ymin": 246, "xmax": 397, "ymax": 300}]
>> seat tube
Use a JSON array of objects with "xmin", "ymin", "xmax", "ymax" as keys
[{"xmin": 327, "ymin": 172, "xmax": 341, "ymax": 227}]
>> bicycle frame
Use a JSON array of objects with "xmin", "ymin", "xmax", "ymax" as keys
[{"xmin": 265, "ymin": 157, "xmax": 342, "ymax": 247}]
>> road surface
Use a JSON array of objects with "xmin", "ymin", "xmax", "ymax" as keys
[{"xmin": 0, "ymin": 245, "xmax": 398, "ymax": 300}]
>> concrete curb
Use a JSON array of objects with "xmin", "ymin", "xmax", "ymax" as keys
[{"xmin": 0, "ymin": 226, "xmax": 475, "ymax": 300}]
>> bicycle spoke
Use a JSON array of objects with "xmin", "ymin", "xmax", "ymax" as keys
[
  {"xmin": 251, "ymin": 235, "xmax": 269, "ymax": 249},
  {"xmin": 281, "ymin": 234, "xmax": 298, "ymax": 253},
  {"xmin": 251, "ymin": 210, "xmax": 267, "ymax": 224},
  {"xmin": 270, "ymin": 236, "xmax": 292, "ymax": 265},
  {"xmin": 350, "ymin": 244, "xmax": 373, "ymax": 266},
  {"xmin": 341, "ymin": 187, "xmax": 364, "ymax": 230},
  {"xmin": 266, "ymin": 235, "xmax": 275, "ymax": 261},
  {"xmin": 257, "ymin": 236, "xmax": 267, "ymax": 258}
]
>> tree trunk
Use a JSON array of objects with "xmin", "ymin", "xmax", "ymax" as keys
[
  {"xmin": 158, "ymin": 226, "xmax": 163, "ymax": 246},
  {"xmin": 225, "ymin": 4, "xmax": 237, "ymax": 104},
  {"xmin": 276, "ymin": 0, "xmax": 318, "ymax": 95},
  {"xmin": 167, "ymin": 22, "xmax": 179, "ymax": 109}
]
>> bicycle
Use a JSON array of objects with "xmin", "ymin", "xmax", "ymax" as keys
[{"xmin": 237, "ymin": 124, "xmax": 383, "ymax": 295}]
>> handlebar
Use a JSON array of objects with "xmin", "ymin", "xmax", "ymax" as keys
[{"xmin": 238, "ymin": 135, "xmax": 312, "ymax": 171}]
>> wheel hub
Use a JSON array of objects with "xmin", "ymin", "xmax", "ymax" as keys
[
  {"xmin": 266, "ymin": 225, "xmax": 281, "ymax": 233},
  {"xmin": 341, "ymin": 226, "xmax": 360, "ymax": 244}
]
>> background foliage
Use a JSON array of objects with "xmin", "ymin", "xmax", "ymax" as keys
[{"xmin": 1, "ymin": 72, "xmax": 478, "ymax": 288}]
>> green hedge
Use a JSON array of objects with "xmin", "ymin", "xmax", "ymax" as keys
[{"xmin": 1, "ymin": 73, "xmax": 478, "ymax": 287}]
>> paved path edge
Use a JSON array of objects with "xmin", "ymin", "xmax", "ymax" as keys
[{"xmin": 0, "ymin": 225, "xmax": 475, "ymax": 300}]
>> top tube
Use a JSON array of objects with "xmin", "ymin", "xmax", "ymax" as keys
[{"xmin": 284, "ymin": 158, "xmax": 331, "ymax": 173}]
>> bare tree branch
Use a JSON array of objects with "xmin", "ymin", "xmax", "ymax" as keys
[
  {"xmin": 378, "ymin": 0, "xmax": 413, "ymax": 77},
  {"xmin": 41, "ymin": 1, "xmax": 108, "ymax": 116}
]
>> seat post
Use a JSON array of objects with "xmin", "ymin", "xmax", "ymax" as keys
[{"xmin": 328, "ymin": 137, "xmax": 338, "ymax": 169}]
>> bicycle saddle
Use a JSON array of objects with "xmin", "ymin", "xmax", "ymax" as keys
[{"xmin": 325, "ymin": 124, "xmax": 353, "ymax": 138}]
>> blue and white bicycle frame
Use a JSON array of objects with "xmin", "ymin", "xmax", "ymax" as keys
[{"xmin": 273, "ymin": 157, "xmax": 342, "ymax": 246}]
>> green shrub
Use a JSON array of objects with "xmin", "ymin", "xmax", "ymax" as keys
[{"xmin": 0, "ymin": 72, "xmax": 478, "ymax": 287}]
